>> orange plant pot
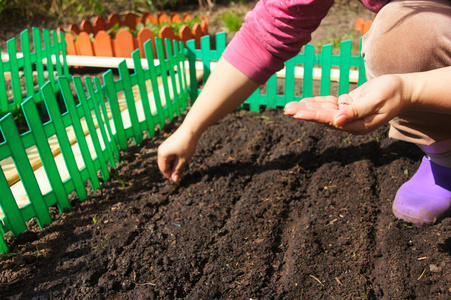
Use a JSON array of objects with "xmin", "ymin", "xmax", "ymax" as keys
[{"xmin": 59, "ymin": 12, "xmax": 209, "ymax": 59}]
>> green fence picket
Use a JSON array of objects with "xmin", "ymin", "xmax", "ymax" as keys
[
  {"xmin": 156, "ymin": 38, "xmax": 175, "ymax": 122},
  {"xmin": 85, "ymin": 76, "xmax": 117, "ymax": 172},
  {"xmin": 200, "ymin": 35, "xmax": 211, "ymax": 85},
  {"xmin": 42, "ymin": 29, "xmax": 57, "ymax": 91},
  {"xmin": 216, "ymin": 32, "xmax": 227, "ymax": 55},
  {"xmin": 165, "ymin": 39, "xmax": 181, "ymax": 117},
  {"xmin": 179, "ymin": 46, "xmax": 190, "ymax": 110},
  {"xmin": 319, "ymin": 44, "xmax": 332, "ymax": 96},
  {"xmin": 73, "ymin": 77, "xmax": 110, "ymax": 181},
  {"xmin": 302, "ymin": 44, "xmax": 315, "ymax": 98},
  {"xmin": 185, "ymin": 39, "xmax": 198, "ymax": 102},
  {"xmin": 21, "ymin": 97, "xmax": 71, "ymax": 213},
  {"xmin": 0, "ymin": 56, "xmax": 8, "ymax": 113},
  {"xmin": 60, "ymin": 31, "xmax": 70, "ymax": 79},
  {"xmin": 41, "ymin": 82, "xmax": 88, "ymax": 200},
  {"xmin": 32, "ymin": 28, "xmax": 46, "ymax": 88},
  {"xmin": 59, "ymin": 77, "xmax": 101, "ymax": 191},
  {"xmin": 94, "ymin": 77, "xmax": 120, "ymax": 166},
  {"xmin": 132, "ymin": 50, "xmax": 155, "ymax": 137},
  {"xmin": 6, "ymin": 39, "xmax": 23, "ymax": 106},
  {"xmin": 357, "ymin": 38, "xmax": 367, "ymax": 86},
  {"xmin": 173, "ymin": 41, "xmax": 188, "ymax": 112},
  {"xmin": 0, "ymin": 166, "xmax": 27, "ymax": 236},
  {"xmin": 84, "ymin": 77, "xmax": 114, "ymax": 179},
  {"xmin": 52, "ymin": 30, "xmax": 64, "ymax": 77},
  {"xmin": 284, "ymin": 57, "xmax": 296, "ymax": 104},
  {"xmin": 246, "ymin": 88, "xmax": 261, "ymax": 112},
  {"xmin": 144, "ymin": 40, "xmax": 166, "ymax": 130},
  {"xmin": 173, "ymin": 41, "xmax": 187, "ymax": 113},
  {"xmin": 0, "ymin": 226, "xmax": 9, "ymax": 254},
  {"xmin": 20, "ymin": 30, "xmax": 35, "ymax": 99},
  {"xmin": 266, "ymin": 75, "xmax": 277, "ymax": 109},
  {"xmin": 358, "ymin": 62, "xmax": 366, "ymax": 86},
  {"xmin": 103, "ymin": 70, "xmax": 128, "ymax": 151},
  {"xmin": 0, "ymin": 113, "xmax": 52, "ymax": 228},
  {"xmin": 118, "ymin": 60, "xmax": 143, "ymax": 145},
  {"xmin": 338, "ymin": 40, "xmax": 352, "ymax": 95}
]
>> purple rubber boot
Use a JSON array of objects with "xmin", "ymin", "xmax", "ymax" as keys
[{"xmin": 393, "ymin": 156, "xmax": 451, "ymax": 225}]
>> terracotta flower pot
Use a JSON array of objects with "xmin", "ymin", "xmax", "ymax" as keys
[{"xmin": 59, "ymin": 12, "xmax": 209, "ymax": 59}]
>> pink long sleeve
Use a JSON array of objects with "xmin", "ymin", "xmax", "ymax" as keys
[{"xmin": 222, "ymin": 0, "xmax": 389, "ymax": 84}]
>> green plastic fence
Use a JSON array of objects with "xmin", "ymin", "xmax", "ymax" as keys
[
  {"xmin": 0, "ymin": 28, "xmax": 70, "ymax": 115},
  {"xmin": 0, "ymin": 29, "xmax": 365, "ymax": 254},
  {"xmin": 0, "ymin": 29, "xmax": 190, "ymax": 254}
]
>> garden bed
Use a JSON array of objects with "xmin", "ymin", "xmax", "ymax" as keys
[{"xmin": 0, "ymin": 107, "xmax": 450, "ymax": 299}]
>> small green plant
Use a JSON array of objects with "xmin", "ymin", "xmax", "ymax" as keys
[
  {"xmin": 111, "ymin": 173, "xmax": 125, "ymax": 188},
  {"xmin": 106, "ymin": 23, "xmax": 138, "ymax": 38},
  {"xmin": 92, "ymin": 231, "xmax": 111, "ymax": 249},
  {"xmin": 255, "ymin": 115, "xmax": 272, "ymax": 123},
  {"xmin": 92, "ymin": 238, "xmax": 108, "ymax": 249},
  {"xmin": 183, "ymin": 16, "xmax": 203, "ymax": 27},
  {"xmin": 92, "ymin": 214, "xmax": 98, "ymax": 224},
  {"xmin": 221, "ymin": 11, "xmax": 243, "ymax": 33},
  {"xmin": 404, "ymin": 169, "xmax": 409, "ymax": 177},
  {"xmin": 417, "ymin": 268, "xmax": 426, "ymax": 280},
  {"xmin": 298, "ymin": 254, "xmax": 310, "ymax": 266},
  {"xmin": 375, "ymin": 133, "xmax": 380, "ymax": 142}
]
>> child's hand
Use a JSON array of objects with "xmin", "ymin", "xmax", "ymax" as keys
[
  {"xmin": 284, "ymin": 74, "xmax": 406, "ymax": 135},
  {"xmin": 157, "ymin": 128, "xmax": 198, "ymax": 183},
  {"xmin": 157, "ymin": 58, "xmax": 260, "ymax": 183}
]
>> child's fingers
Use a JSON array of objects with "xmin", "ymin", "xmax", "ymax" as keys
[
  {"xmin": 338, "ymin": 115, "xmax": 381, "ymax": 135},
  {"xmin": 170, "ymin": 158, "xmax": 186, "ymax": 183},
  {"xmin": 300, "ymin": 95, "xmax": 339, "ymax": 104},
  {"xmin": 292, "ymin": 108, "xmax": 336, "ymax": 125},
  {"xmin": 333, "ymin": 93, "xmax": 380, "ymax": 127},
  {"xmin": 284, "ymin": 101, "xmax": 303, "ymax": 115},
  {"xmin": 335, "ymin": 105, "xmax": 386, "ymax": 134},
  {"xmin": 285, "ymin": 96, "xmax": 339, "ymax": 115},
  {"xmin": 158, "ymin": 154, "xmax": 176, "ymax": 180},
  {"xmin": 285, "ymin": 97, "xmax": 339, "ymax": 125}
]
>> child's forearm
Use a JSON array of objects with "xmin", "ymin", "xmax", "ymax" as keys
[
  {"xmin": 402, "ymin": 66, "xmax": 451, "ymax": 113},
  {"xmin": 180, "ymin": 57, "xmax": 260, "ymax": 140}
]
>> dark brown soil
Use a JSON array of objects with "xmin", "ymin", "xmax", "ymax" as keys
[{"xmin": 0, "ymin": 107, "xmax": 450, "ymax": 299}]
